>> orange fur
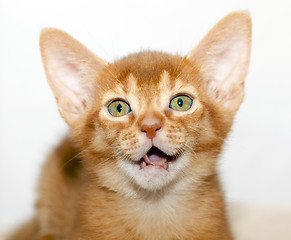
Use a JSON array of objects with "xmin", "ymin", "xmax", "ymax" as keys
[{"xmin": 9, "ymin": 11, "xmax": 251, "ymax": 240}]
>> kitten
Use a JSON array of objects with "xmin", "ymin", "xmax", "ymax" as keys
[{"xmin": 9, "ymin": 11, "xmax": 251, "ymax": 240}]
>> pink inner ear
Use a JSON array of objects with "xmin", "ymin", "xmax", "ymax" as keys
[
  {"xmin": 197, "ymin": 36, "xmax": 250, "ymax": 110},
  {"xmin": 186, "ymin": 12, "xmax": 251, "ymax": 111},
  {"xmin": 40, "ymin": 28, "xmax": 108, "ymax": 125},
  {"xmin": 47, "ymin": 53, "xmax": 91, "ymax": 120},
  {"xmin": 213, "ymin": 41, "xmax": 241, "ymax": 85},
  {"xmin": 212, "ymin": 40, "xmax": 247, "ymax": 97}
]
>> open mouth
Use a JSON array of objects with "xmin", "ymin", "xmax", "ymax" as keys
[{"xmin": 139, "ymin": 147, "xmax": 177, "ymax": 171}]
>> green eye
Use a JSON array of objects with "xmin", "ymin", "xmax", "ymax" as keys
[
  {"xmin": 108, "ymin": 100, "xmax": 131, "ymax": 117},
  {"xmin": 169, "ymin": 95, "xmax": 193, "ymax": 111}
]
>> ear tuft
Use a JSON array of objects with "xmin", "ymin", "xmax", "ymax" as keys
[
  {"xmin": 187, "ymin": 11, "xmax": 252, "ymax": 112},
  {"xmin": 40, "ymin": 28, "xmax": 107, "ymax": 126}
]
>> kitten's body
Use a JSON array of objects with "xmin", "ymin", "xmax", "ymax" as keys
[
  {"xmin": 9, "ymin": 12, "xmax": 251, "ymax": 240},
  {"xmin": 37, "ymin": 136, "xmax": 230, "ymax": 240}
]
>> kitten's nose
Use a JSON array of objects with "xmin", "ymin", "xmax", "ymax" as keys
[{"xmin": 140, "ymin": 115, "xmax": 162, "ymax": 139}]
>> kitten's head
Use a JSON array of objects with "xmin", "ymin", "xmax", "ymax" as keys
[{"xmin": 40, "ymin": 11, "xmax": 251, "ymax": 193}]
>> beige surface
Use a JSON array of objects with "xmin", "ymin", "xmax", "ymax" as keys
[
  {"xmin": 229, "ymin": 204, "xmax": 291, "ymax": 240},
  {"xmin": 1, "ymin": 204, "xmax": 291, "ymax": 239}
]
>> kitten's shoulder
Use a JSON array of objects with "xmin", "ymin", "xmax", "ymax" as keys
[
  {"xmin": 54, "ymin": 138, "xmax": 82, "ymax": 178},
  {"xmin": 38, "ymin": 137, "xmax": 83, "ymax": 194}
]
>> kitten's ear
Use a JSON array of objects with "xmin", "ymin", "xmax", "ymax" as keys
[
  {"xmin": 40, "ymin": 28, "xmax": 107, "ymax": 125},
  {"xmin": 186, "ymin": 11, "xmax": 252, "ymax": 112}
]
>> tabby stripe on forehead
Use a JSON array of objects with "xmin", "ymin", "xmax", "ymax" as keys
[
  {"xmin": 126, "ymin": 73, "xmax": 140, "ymax": 94},
  {"xmin": 159, "ymin": 71, "xmax": 172, "ymax": 90}
]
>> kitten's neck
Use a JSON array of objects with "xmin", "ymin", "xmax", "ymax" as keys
[{"xmin": 77, "ymin": 172, "xmax": 230, "ymax": 240}]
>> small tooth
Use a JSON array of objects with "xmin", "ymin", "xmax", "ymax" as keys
[
  {"xmin": 163, "ymin": 161, "xmax": 169, "ymax": 170},
  {"xmin": 140, "ymin": 160, "xmax": 146, "ymax": 169},
  {"xmin": 144, "ymin": 154, "xmax": 150, "ymax": 163}
]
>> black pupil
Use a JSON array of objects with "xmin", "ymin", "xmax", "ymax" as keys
[
  {"xmin": 177, "ymin": 98, "xmax": 183, "ymax": 107},
  {"xmin": 117, "ymin": 103, "xmax": 123, "ymax": 113}
]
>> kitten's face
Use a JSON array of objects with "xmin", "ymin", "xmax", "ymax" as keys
[
  {"xmin": 78, "ymin": 53, "xmax": 226, "ymax": 192},
  {"xmin": 90, "ymin": 55, "xmax": 204, "ymax": 190},
  {"xmin": 40, "ymin": 12, "xmax": 251, "ymax": 193}
]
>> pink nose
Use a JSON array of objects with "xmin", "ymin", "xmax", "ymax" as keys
[{"xmin": 140, "ymin": 115, "xmax": 162, "ymax": 139}]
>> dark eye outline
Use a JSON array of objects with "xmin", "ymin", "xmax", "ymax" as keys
[
  {"xmin": 169, "ymin": 95, "xmax": 193, "ymax": 111},
  {"xmin": 107, "ymin": 99, "xmax": 131, "ymax": 117}
]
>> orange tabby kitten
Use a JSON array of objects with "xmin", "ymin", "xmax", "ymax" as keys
[{"xmin": 9, "ymin": 11, "xmax": 251, "ymax": 240}]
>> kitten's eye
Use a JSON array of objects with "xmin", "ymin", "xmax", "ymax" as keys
[
  {"xmin": 108, "ymin": 100, "xmax": 131, "ymax": 117},
  {"xmin": 169, "ymin": 95, "xmax": 193, "ymax": 111}
]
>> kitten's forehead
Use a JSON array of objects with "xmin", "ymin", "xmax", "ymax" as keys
[
  {"xmin": 126, "ymin": 70, "xmax": 198, "ymax": 103},
  {"xmin": 111, "ymin": 51, "xmax": 183, "ymax": 85},
  {"xmin": 126, "ymin": 71, "xmax": 172, "ymax": 98},
  {"xmin": 110, "ymin": 51, "xmax": 192, "ymax": 92}
]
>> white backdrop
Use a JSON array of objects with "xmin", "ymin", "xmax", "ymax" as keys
[{"xmin": 1, "ymin": 0, "xmax": 291, "ymax": 229}]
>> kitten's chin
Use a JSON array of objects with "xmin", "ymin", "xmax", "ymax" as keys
[{"xmin": 121, "ymin": 147, "xmax": 187, "ymax": 191}]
